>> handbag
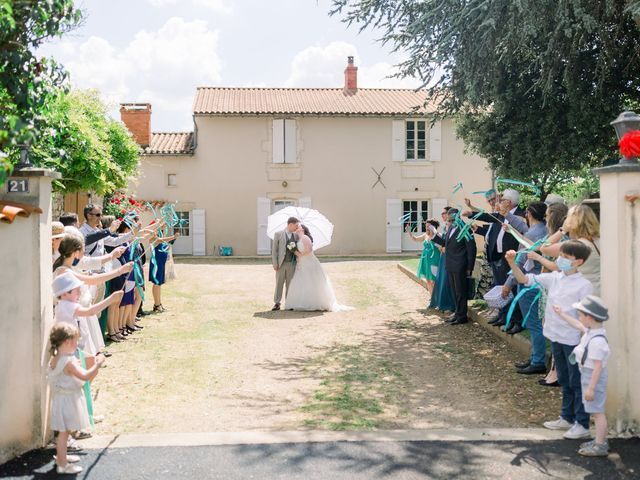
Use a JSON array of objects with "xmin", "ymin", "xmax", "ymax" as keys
[{"xmin": 166, "ymin": 248, "xmax": 177, "ymax": 280}]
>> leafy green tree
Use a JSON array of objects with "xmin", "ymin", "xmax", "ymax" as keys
[
  {"xmin": 30, "ymin": 90, "xmax": 140, "ymax": 194},
  {"xmin": 331, "ymin": 0, "xmax": 640, "ymax": 195},
  {"xmin": 0, "ymin": 0, "xmax": 82, "ymax": 184}
]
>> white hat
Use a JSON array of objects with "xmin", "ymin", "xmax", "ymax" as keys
[
  {"xmin": 544, "ymin": 193, "xmax": 566, "ymax": 206},
  {"xmin": 64, "ymin": 226, "xmax": 84, "ymax": 242},
  {"xmin": 52, "ymin": 272, "xmax": 83, "ymax": 297}
]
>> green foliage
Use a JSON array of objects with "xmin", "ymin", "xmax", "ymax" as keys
[
  {"xmin": 30, "ymin": 90, "xmax": 140, "ymax": 194},
  {"xmin": 331, "ymin": 0, "xmax": 640, "ymax": 195},
  {"xmin": 0, "ymin": 0, "xmax": 82, "ymax": 184}
]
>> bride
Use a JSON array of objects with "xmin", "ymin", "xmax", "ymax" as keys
[{"xmin": 285, "ymin": 224, "xmax": 352, "ymax": 312}]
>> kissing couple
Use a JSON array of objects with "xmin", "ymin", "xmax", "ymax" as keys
[{"xmin": 271, "ymin": 217, "xmax": 352, "ymax": 312}]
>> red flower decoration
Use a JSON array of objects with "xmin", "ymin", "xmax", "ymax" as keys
[
  {"xmin": 120, "ymin": 208, "xmax": 126, "ymax": 214},
  {"xmin": 619, "ymin": 130, "xmax": 640, "ymax": 159},
  {"xmin": 129, "ymin": 198, "xmax": 136, "ymax": 205}
]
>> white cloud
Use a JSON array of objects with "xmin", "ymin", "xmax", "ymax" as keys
[
  {"xmin": 41, "ymin": 17, "xmax": 222, "ymax": 130},
  {"xmin": 145, "ymin": 0, "xmax": 231, "ymax": 14},
  {"xmin": 285, "ymin": 41, "xmax": 421, "ymax": 89}
]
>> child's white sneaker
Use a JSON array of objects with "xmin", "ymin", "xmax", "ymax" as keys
[
  {"xmin": 53, "ymin": 454, "xmax": 80, "ymax": 463},
  {"xmin": 543, "ymin": 417, "xmax": 573, "ymax": 430},
  {"xmin": 56, "ymin": 463, "xmax": 83, "ymax": 474},
  {"xmin": 66, "ymin": 437, "xmax": 83, "ymax": 452},
  {"xmin": 563, "ymin": 423, "xmax": 591, "ymax": 439}
]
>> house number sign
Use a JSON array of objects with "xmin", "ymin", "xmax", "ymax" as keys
[{"xmin": 7, "ymin": 179, "xmax": 29, "ymax": 193}]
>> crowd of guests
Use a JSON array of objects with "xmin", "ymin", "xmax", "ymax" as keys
[
  {"xmin": 47, "ymin": 203, "xmax": 177, "ymax": 474},
  {"xmin": 413, "ymin": 189, "xmax": 608, "ymax": 457}
]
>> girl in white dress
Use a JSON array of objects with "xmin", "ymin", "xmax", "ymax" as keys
[
  {"xmin": 48, "ymin": 323, "xmax": 105, "ymax": 474},
  {"xmin": 285, "ymin": 224, "xmax": 352, "ymax": 312}
]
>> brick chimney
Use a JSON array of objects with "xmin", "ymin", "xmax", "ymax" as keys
[
  {"xmin": 343, "ymin": 56, "xmax": 358, "ymax": 95},
  {"xmin": 120, "ymin": 103, "xmax": 152, "ymax": 147}
]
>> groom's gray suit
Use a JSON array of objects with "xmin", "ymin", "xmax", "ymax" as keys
[{"xmin": 272, "ymin": 229, "xmax": 297, "ymax": 305}]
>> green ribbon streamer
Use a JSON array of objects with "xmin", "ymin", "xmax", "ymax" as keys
[
  {"xmin": 471, "ymin": 190, "xmax": 489, "ymax": 195},
  {"xmin": 496, "ymin": 177, "xmax": 541, "ymax": 196},
  {"xmin": 451, "ymin": 182, "xmax": 463, "ymax": 195},
  {"xmin": 504, "ymin": 282, "xmax": 542, "ymax": 330},
  {"xmin": 77, "ymin": 349, "xmax": 94, "ymax": 428}
]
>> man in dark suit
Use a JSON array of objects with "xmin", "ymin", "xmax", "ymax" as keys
[{"xmin": 429, "ymin": 208, "xmax": 477, "ymax": 325}]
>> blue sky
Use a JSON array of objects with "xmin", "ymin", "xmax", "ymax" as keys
[{"xmin": 41, "ymin": 0, "xmax": 419, "ymax": 131}]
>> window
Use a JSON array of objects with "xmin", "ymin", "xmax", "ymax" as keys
[
  {"xmin": 402, "ymin": 200, "xmax": 429, "ymax": 233},
  {"xmin": 273, "ymin": 200, "xmax": 295, "ymax": 213},
  {"xmin": 272, "ymin": 119, "xmax": 297, "ymax": 164},
  {"xmin": 406, "ymin": 120, "xmax": 426, "ymax": 161},
  {"xmin": 167, "ymin": 173, "xmax": 177, "ymax": 187},
  {"xmin": 173, "ymin": 211, "xmax": 190, "ymax": 236}
]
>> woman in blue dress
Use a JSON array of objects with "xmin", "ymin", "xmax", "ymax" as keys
[
  {"xmin": 149, "ymin": 232, "xmax": 179, "ymax": 313},
  {"xmin": 408, "ymin": 219, "xmax": 441, "ymax": 295},
  {"xmin": 428, "ymin": 207, "xmax": 456, "ymax": 313}
]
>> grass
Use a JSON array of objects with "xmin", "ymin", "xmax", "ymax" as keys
[
  {"xmin": 400, "ymin": 258, "xmax": 420, "ymax": 272},
  {"xmin": 300, "ymin": 344, "xmax": 406, "ymax": 430}
]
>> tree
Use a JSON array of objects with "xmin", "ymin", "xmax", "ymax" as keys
[
  {"xmin": 30, "ymin": 90, "xmax": 140, "ymax": 194},
  {"xmin": 0, "ymin": 0, "xmax": 82, "ymax": 185},
  {"xmin": 331, "ymin": 0, "xmax": 640, "ymax": 195}
]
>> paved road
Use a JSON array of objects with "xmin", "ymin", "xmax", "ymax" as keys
[{"xmin": 1, "ymin": 438, "xmax": 639, "ymax": 479}]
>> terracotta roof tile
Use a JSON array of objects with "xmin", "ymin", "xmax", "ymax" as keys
[
  {"xmin": 0, "ymin": 201, "xmax": 43, "ymax": 224},
  {"xmin": 145, "ymin": 132, "xmax": 194, "ymax": 155},
  {"xmin": 192, "ymin": 87, "xmax": 436, "ymax": 116}
]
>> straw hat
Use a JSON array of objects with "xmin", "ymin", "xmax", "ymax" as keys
[
  {"xmin": 52, "ymin": 221, "xmax": 65, "ymax": 239},
  {"xmin": 52, "ymin": 272, "xmax": 83, "ymax": 297}
]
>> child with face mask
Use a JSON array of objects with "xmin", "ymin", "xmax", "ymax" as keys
[{"xmin": 506, "ymin": 240, "xmax": 593, "ymax": 440}]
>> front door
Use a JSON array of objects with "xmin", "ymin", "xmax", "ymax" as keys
[
  {"xmin": 401, "ymin": 200, "xmax": 429, "ymax": 252},
  {"xmin": 171, "ymin": 210, "xmax": 192, "ymax": 255}
]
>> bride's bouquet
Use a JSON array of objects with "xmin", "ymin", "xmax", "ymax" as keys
[{"xmin": 287, "ymin": 241, "xmax": 298, "ymax": 254}]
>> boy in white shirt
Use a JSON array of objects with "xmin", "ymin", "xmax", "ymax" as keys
[
  {"xmin": 553, "ymin": 296, "xmax": 611, "ymax": 457},
  {"xmin": 506, "ymin": 240, "xmax": 593, "ymax": 440}
]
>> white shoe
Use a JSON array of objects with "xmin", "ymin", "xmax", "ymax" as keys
[
  {"xmin": 53, "ymin": 454, "xmax": 80, "ymax": 463},
  {"xmin": 56, "ymin": 463, "xmax": 83, "ymax": 474},
  {"xmin": 563, "ymin": 423, "xmax": 591, "ymax": 440},
  {"xmin": 66, "ymin": 437, "xmax": 83, "ymax": 452},
  {"xmin": 543, "ymin": 417, "xmax": 573, "ymax": 430}
]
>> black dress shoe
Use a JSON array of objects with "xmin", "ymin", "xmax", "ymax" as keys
[
  {"xmin": 515, "ymin": 360, "xmax": 531, "ymax": 369},
  {"xmin": 271, "ymin": 303, "xmax": 281, "ymax": 311},
  {"xmin": 518, "ymin": 364, "xmax": 547, "ymax": 375},
  {"xmin": 507, "ymin": 324, "xmax": 524, "ymax": 335},
  {"xmin": 450, "ymin": 318, "xmax": 469, "ymax": 325},
  {"xmin": 538, "ymin": 378, "xmax": 560, "ymax": 387},
  {"xmin": 493, "ymin": 319, "xmax": 506, "ymax": 327},
  {"xmin": 488, "ymin": 317, "xmax": 503, "ymax": 325},
  {"xmin": 445, "ymin": 316, "xmax": 457, "ymax": 324}
]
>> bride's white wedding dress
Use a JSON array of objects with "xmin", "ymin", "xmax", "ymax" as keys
[{"xmin": 285, "ymin": 239, "xmax": 352, "ymax": 312}]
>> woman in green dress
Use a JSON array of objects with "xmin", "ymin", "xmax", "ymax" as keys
[{"xmin": 409, "ymin": 219, "xmax": 441, "ymax": 294}]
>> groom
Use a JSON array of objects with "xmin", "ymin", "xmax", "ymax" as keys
[{"xmin": 271, "ymin": 217, "xmax": 300, "ymax": 311}]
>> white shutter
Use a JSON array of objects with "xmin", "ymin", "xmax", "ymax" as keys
[
  {"xmin": 386, "ymin": 199, "xmax": 402, "ymax": 253},
  {"xmin": 284, "ymin": 119, "xmax": 297, "ymax": 164},
  {"xmin": 192, "ymin": 208, "xmax": 206, "ymax": 256},
  {"xmin": 257, "ymin": 197, "xmax": 272, "ymax": 255},
  {"xmin": 391, "ymin": 120, "xmax": 406, "ymax": 162},
  {"xmin": 431, "ymin": 198, "xmax": 448, "ymax": 220},
  {"xmin": 272, "ymin": 119, "xmax": 285, "ymax": 164},
  {"xmin": 429, "ymin": 120, "xmax": 442, "ymax": 162},
  {"xmin": 298, "ymin": 196, "xmax": 312, "ymax": 208}
]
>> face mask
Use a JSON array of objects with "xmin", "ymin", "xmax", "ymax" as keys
[{"xmin": 555, "ymin": 256, "xmax": 574, "ymax": 272}]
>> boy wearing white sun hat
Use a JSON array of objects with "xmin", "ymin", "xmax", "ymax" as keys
[{"xmin": 552, "ymin": 295, "xmax": 611, "ymax": 457}]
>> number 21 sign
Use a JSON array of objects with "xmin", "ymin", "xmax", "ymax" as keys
[{"xmin": 7, "ymin": 179, "xmax": 29, "ymax": 193}]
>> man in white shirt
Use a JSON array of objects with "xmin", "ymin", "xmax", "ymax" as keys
[{"xmin": 506, "ymin": 240, "xmax": 594, "ymax": 441}]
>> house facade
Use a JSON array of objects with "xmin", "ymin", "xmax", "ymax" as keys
[{"xmin": 124, "ymin": 58, "xmax": 492, "ymax": 256}]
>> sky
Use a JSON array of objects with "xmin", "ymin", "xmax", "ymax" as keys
[{"xmin": 40, "ymin": 0, "xmax": 420, "ymax": 131}]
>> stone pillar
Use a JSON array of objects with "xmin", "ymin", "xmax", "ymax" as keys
[
  {"xmin": 593, "ymin": 163, "xmax": 640, "ymax": 434},
  {"xmin": 0, "ymin": 168, "xmax": 60, "ymax": 464}
]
